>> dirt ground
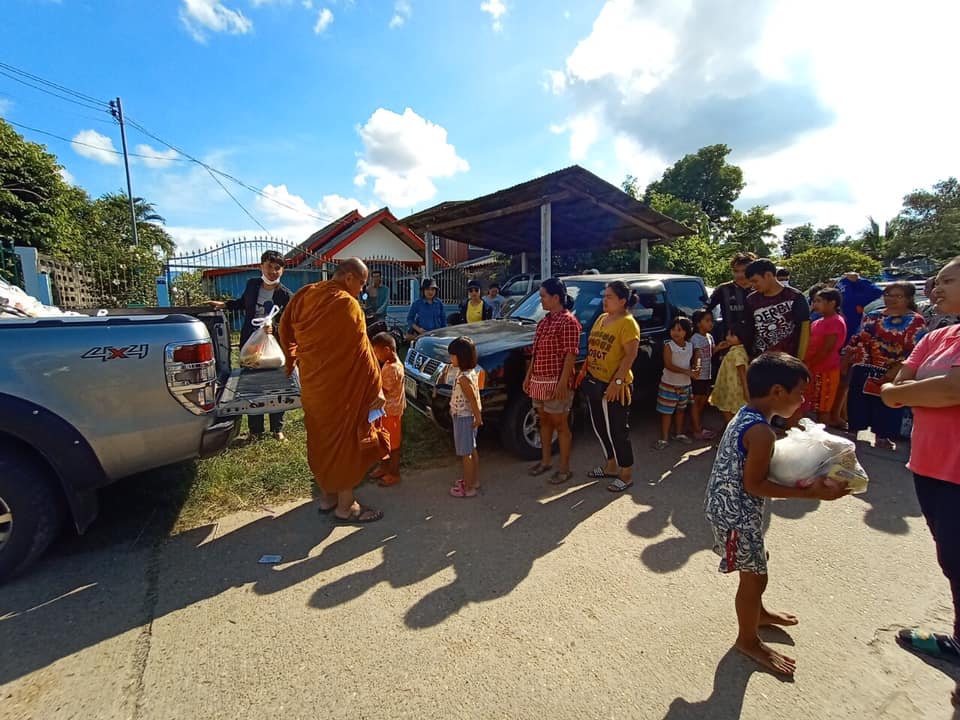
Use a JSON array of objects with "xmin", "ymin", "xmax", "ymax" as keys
[{"xmin": 1, "ymin": 419, "xmax": 958, "ymax": 720}]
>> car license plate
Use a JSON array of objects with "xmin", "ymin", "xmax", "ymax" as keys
[{"xmin": 405, "ymin": 377, "xmax": 417, "ymax": 399}]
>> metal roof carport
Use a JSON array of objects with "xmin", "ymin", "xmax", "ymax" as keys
[{"xmin": 401, "ymin": 165, "xmax": 692, "ymax": 281}]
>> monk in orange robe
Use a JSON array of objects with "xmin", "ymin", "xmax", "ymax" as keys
[{"xmin": 279, "ymin": 258, "xmax": 389, "ymax": 523}]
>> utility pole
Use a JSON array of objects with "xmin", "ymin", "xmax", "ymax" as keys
[{"xmin": 109, "ymin": 97, "xmax": 140, "ymax": 247}]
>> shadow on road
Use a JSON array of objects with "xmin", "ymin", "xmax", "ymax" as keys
[
  {"xmin": 661, "ymin": 647, "xmax": 786, "ymax": 719},
  {"xmin": 0, "ymin": 458, "xmax": 617, "ymax": 685}
]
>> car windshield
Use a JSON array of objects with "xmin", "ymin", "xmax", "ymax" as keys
[{"xmin": 506, "ymin": 281, "xmax": 604, "ymax": 325}]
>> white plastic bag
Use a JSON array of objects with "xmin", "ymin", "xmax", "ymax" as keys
[
  {"xmin": 239, "ymin": 305, "xmax": 284, "ymax": 369},
  {"xmin": 768, "ymin": 418, "xmax": 869, "ymax": 494},
  {"xmin": 0, "ymin": 278, "xmax": 82, "ymax": 318}
]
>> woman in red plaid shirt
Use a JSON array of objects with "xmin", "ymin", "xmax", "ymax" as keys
[{"xmin": 523, "ymin": 278, "xmax": 582, "ymax": 484}]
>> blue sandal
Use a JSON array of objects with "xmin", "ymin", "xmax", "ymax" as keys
[{"xmin": 897, "ymin": 629, "xmax": 960, "ymax": 665}]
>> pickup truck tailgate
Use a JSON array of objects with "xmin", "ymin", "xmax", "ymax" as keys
[{"xmin": 216, "ymin": 367, "xmax": 302, "ymax": 417}]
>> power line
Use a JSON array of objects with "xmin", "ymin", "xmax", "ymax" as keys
[
  {"xmin": 204, "ymin": 167, "xmax": 272, "ymax": 236},
  {"xmin": 124, "ymin": 117, "xmax": 336, "ymax": 224},
  {"xmin": 5, "ymin": 119, "xmax": 190, "ymax": 162},
  {"xmin": 0, "ymin": 61, "xmax": 110, "ymax": 107},
  {"xmin": 0, "ymin": 61, "xmax": 336, "ymax": 228},
  {"xmin": 0, "ymin": 68, "xmax": 109, "ymax": 113}
]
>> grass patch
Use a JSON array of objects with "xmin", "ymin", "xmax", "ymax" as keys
[{"xmin": 173, "ymin": 407, "xmax": 452, "ymax": 530}]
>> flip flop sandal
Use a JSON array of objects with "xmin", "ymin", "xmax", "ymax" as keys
[
  {"xmin": 450, "ymin": 483, "xmax": 478, "ymax": 498},
  {"xmin": 549, "ymin": 471, "xmax": 573, "ymax": 485},
  {"xmin": 897, "ymin": 629, "xmax": 960, "ymax": 665},
  {"xmin": 333, "ymin": 505, "xmax": 384, "ymax": 524},
  {"xmin": 606, "ymin": 478, "xmax": 634, "ymax": 493},
  {"xmin": 528, "ymin": 462, "xmax": 553, "ymax": 476},
  {"xmin": 587, "ymin": 467, "xmax": 617, "ymax": 479},
  {"xmin": 378, "ymin": 474, "xmax": 400, "ymax": 487},
  {"xmin": 317, "ymin": 504, "xmax": 337, "ymax": 514}
]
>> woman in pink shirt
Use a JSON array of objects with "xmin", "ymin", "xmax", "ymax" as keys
[{"xmin": 882, "ymin": 256, "xmax": 960, "ymax": 669}]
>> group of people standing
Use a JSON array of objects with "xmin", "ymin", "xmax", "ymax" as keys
[{"xmin": 214, "ymin": 250, "xmax": 959, "ymax": 696}]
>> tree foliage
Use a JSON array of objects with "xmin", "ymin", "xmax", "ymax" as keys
[
  {"xmin": 643, "ymin": 144, "xmax": 745, "ymax": 222},
  {"xmin": 786, "ymin": 246, "xmax": 882, "ymax": 292},
  {"xmin": 781, "ymin": 223, "xmax": 847, "ymax": 257},
  {"xmin": 0, "ymin": 121, "xmax": 177, "ymax": 306},
  {"xmin": 886, "ymin": 178, "xmax": 960, "ymax": 265},
  {"xmin": 0, "ymin": 119, "xmax": 88, "ymax": 253}
]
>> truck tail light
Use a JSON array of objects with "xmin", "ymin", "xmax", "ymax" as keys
[
  {"xmin": 165, "ymin": 340, "xmax": 217, "ymax": 415},
  {"xmin": 173, "ymin": 343, "xmax": 213, "ymax": 364}
]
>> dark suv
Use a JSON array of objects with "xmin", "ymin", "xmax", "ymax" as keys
[{"xmin": 403, "ymin": 273, "xmax": 709, "ymax": 459}]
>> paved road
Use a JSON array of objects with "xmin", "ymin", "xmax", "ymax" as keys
[{"xmin": 2, "ymin": 421, "xmax": 958, "ymax": 720}]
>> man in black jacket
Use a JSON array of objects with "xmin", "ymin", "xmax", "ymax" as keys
[
  {"xmin": 705, "ymin": 252, "xmax": 756, "ymax": 354},
  {"xmin": 211, "ymin": 250, "xmax": 293, "ymax": 441}
]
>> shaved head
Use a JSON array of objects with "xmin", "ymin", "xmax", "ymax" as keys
[
  {"xmin": 333, "ymin": 257, "xmax": 369, "ymax": 299},
  {"xmin": 334, "ymin": 257, "xmax": 369, "ymax": 279}
]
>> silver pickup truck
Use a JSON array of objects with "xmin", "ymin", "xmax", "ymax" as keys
[{"xmin": 0, "ymin": 307, "xmax": 300, "ymax": 581}]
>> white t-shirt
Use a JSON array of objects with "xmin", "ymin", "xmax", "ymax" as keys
[
  {"xmin": 691, "ymin": 332, "xmax": 714, "ymax": 381},
  {"xmin": 661, "ymin": 339, "xmax": 694, "ymax": 387}
]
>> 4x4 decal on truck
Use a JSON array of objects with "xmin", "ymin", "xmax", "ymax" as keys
[{"xmin": 82, "ymin": 344, "xmax": 150, "ymax": 361}]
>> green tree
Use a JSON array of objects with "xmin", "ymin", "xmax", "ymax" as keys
[
  {"xmin": 643, "ymin": 144, "xmax": 745, "ymax": 222},
  {"xmin": 85, "ymin": 192, "xmax": 175, "ymax": 255},
  {"xmin": 786, "ymin": 246, "xmax": 882, "ymax": 292},
  {"xmin": 718, "ymin": 205, "xmax": 780, "ymax": 257},
  {"xmin": 847, "ymin": 216, "xmax": 897, "ymax": 261},
  {"xmin": 0, "ymin": 119, "xmax": 89, "ymax": 253},
  {"xmin": 886, "ymin": 178, "xmax": 960, "ymax": 265},
  {"xmin": 814, "ymin": 224, "xmax": 845, "ymax": 246},
  {"xmin": 169, "ymin": 269, "xmax": 211, "ymax": 305}
]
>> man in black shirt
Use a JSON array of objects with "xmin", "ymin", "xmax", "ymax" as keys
[{"xmin": 706, "ymin": 252, "xmax": 757, "ymax": 354}]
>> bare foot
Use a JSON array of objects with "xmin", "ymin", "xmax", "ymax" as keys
[
  {"xmin": 735, "ymin": 637, "xmax": 796, "ymax": 676},
  {"xmin": 759, "ymin": 608, "xmax": 799, "ymax": 627}
]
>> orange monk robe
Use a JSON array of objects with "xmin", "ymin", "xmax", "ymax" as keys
[{"xmin": 279, "ymin": 279, "xmax": 390, "ymax": 493}]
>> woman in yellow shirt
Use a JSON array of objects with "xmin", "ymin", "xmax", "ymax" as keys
[
  {"xmin": 580, "ymin": 280, "xmax": 641, "ymax": 492},
  {"xmin": 458, "ymin": 280, "xmax": 493, "ymax": 323}
]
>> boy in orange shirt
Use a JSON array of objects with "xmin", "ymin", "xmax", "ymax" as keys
[{"xmin": 370, "ymin": 332, "xmax": 406, "ymax": 486}]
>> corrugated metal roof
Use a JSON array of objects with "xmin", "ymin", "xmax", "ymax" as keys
[{"xmin": 401, "ymin": 165, "xmax": 692, "ymax": 255}]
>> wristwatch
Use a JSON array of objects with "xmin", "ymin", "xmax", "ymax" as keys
[{"xmin": 614, "ymin": 378, "xmax": 624, "ymax": 386}]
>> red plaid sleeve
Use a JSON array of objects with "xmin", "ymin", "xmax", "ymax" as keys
[{"xmin": 560, "ymin": 314, "xmax": 581, "ymax": 356}]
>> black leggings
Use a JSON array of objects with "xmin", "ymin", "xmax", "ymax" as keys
[
  {"xmin": 914, "ymin": 473, "xmax": 960, "ymax": 640},
  {"xmin": 583, "ymin": 375, "xmax": 634, "ymax": 468}
]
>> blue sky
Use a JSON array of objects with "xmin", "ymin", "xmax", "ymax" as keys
[{"xmin": 2, "ymin": 0, "xmax": 957, "ymax": 253}]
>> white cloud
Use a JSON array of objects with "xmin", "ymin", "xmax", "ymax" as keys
[
  {"xmin": 549, "ymin": 113, "xmax": 599, "ymax": 162},
  {"xmin": 58, "ymin": 167, "xmax": 75, "ymax": 185},
  {"xmin": 302, "ymin": 0, "xmax": 313, "ymax": 7},
  {"xmin": 179, "ymin": 0, "xmax": 252, "ymax": 43},
  {"xmin": 255, "ymin": 184, "xmax": 376, "ymax": 225},
  {"xmin": 135, "ymin": 144, "xmax": 181, "ymax": 169},
  {"xmin": 71, "ymin": 129, "xmax": 119, "ymax": 165},
  {"xmin": 0, "ymin": 97, "xmax": 11, "ymax": 115},
  {"xmin": 313, "ymin": 7, "xmax": 333, "ymax": 33},
  {"xmin": 548, "ymin": 0, "xmax": 958, "ymax": 238},
  {"xmin": 354, "ymin": 107, "xmax": 469, "ymax": 208},
  {"xmin": 480, "ymin": 0, "xmax": 506, "ymax": 31},
  {"xmin": 318, "ymin": 193, "xmax": 378, "ymax": 218},
  {"xmin": 541, "ymin": 70, "xmax": 566, "ymax": 95},
  {"xmin": 389, "ymin": 0, "xmax": 411, "ymax": 29}
]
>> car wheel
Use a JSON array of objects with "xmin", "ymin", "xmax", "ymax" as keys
[
  {"xmin": 0, "ymin": 448, "xmax": 63, "ymax": 583},
  {"xmin": 500, "ymin": 395, "xmax": 568, "ymax": 461}
]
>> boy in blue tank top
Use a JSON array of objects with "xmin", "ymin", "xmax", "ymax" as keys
[{"xmin": 704, "ymin": 352, "xmax": 850, "ymax": 676}]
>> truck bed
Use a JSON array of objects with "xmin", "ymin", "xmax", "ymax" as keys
[{"xmin": 216, "ymin": 367, "xmax": 302, "ymax": 417}]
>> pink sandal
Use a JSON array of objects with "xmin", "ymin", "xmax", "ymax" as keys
[{"xmin": 449, "ymin": 479, "xmax": 478, "ymax": 498}]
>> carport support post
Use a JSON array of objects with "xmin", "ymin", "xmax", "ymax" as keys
[
  {"xmin": 424, "ymin": 231, "xmax": 435, "ymax": 280},
  {"xmin": 540, "ymin": 202, "xmax": 552, "ymax": 281},
  {"xmin": 639, "ymin": 238, "xmax": 649, "ymax": 273},
  {"xmin": 520, "ymin": 252, "xmax": 528, "ymax": 273}
]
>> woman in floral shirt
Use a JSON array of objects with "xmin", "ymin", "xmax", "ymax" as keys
[{"xmin": 844, "ymin": 281, "xmax": 926, "ymax": 449}]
